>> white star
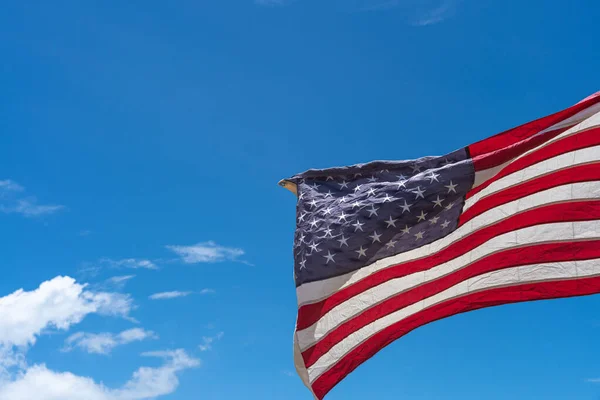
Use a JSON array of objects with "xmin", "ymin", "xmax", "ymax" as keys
[
  {"xmin": 309, "ymin": 199, "xmax": 318, "ymax": 208},
  {"xmin": 429, "ymin": 216, "xmax": 440, "ymax": 225},
  {"xmin": 381, "ymin": 169, "xmax": 390, "ymax": 173},
  {"xmin": 445, "ymin": 181, "xmax": 458, "ymax": 193},
  {"xmin": 412, "ymin": 186, "xmax": 425, "ymax": 199},
  {"xmin": 441, "ymin": 220, "xmax": 451, "ymax": 229},
  {"xmin": 309, "ymin": 241, "xmax": 320, "ymax": 252},
  {"xmin": 298, "ymin": 212, "xmax": 307, "ymax": 222},
  {"xmin": 411, "ymin": 164, "xmax": 422, "ymax": 173},
  {"xmin": 352, "ymin": 219, "xmax": 365, "ymax": 231},
  {"xmin": 339, "ymin": 180, "xmax": 349, "ymax": 189},
  {"xmin": 354, "ymin": 185, "xmax": 362, "ymax": 193},
  {"xmin": 322, "ymin": 207, "xmax": 332, "ymax": 216},
  {"xmin": 299, "ymin": 191, "xmax": 305, "ymax": 200},
  {"xmin": 326, "ymin": 176, "xmax": 334, "ymax": 181},
  {"xmin": 309, "ymin": 219, "xmax": 320, "ymax": 228},
  {"xmin": 367, "ymin": 188, "xmax": 377, "ymax": 197},
  {"xmin": 340, "ymin": 196, "xmax": 348, "ymax": 203},
  {"xmin": 396, "ymin": 180, "xmax": 407, "ymax": 190},
  {"xmin": 382, "ymin": 194, "xmax": 394, "ymax": 203},
  {"xmin": 415, "ymin": 231, "xmax": 424, "ymax": 240},
  {"xmin": 386, "ymin": 240, "xmax": 397, "ymax": 249},
  {"xmin": 427, "ymin": 172, "xmax": 440, "ymax": 183},
  {"xmin": 322, "ymin": 226, "xmax": 333, "ymax": 237},
  {"xmin": 299, "ymin": 259, "xmax": 307, "ymax": 269},
  {"xmin": 445, "ymin": 201, "xmax": 455, "ymax": 210},
  {"xmin": 417, "ymin": 210, "xmax": 427, "ymax": 222},
  {"xmin": 385, "ymin": 216, "xmax": 398, "ymax": 228},
  {"xmin": 298, "ymin": 233, "xmax": 305, "ymax": 243},
  {"xmin": 355, "ymin": 246, "xmax": 367, "ymax": 258},
  {"xmin": 324, "ymin": 190, "xmax": 333, "ymax": 198},
  {"xmin": 312, "ymin": 183, "xmax": 320, "ymax": 190},
  {"xmin": 396, "ymin": 174, "xmax": 406, "ymax": 181},
  {"xmin": 401, "ymin": 225, "xmax": 411, "ymax": 235},
  {"xmin": 367, "ymin": 205, "xmax": 379, "ymax": 217},
  {"xmin": 432, "ymin": 195, "xmax": 444, "ymax": 208},
  {"xmin": 338, "ymin": 235, "xmax": 349, "ymax": 247},
  {"xmin": 352, "ymin": 200, "xmax": 362, "ymax": 208},
  {"xmin": 369, "ymin": 231, "xmax": 382, "ymax": 243},
  {"xmin": 399, "ymin": 200, "xmax": 412, "ymax": 213},
  {"xmin": 368, "ymin": 176, "xmax": 378, "ymax": 183},
  {"xmin": 324, "ymin": 251, "xmax": 336, "ymax": 264},
  {"xmin": 338, "ymin": 212, "xmax": 348, "ymax": 222}
]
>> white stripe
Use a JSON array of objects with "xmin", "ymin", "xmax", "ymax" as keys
[
  {"xmin": 296, "ymin": 175, "xmax": 600, "ymax": 306},
  {"xmin": 473, "ymin": 107, "xmax": 600, "ymax": 188},
  {"xmin": 464, "ymin": 144, "xmax": 600, "ymax": 212},
  {"xmin": 297, "ymin": 216, "xmax": 600, "ymax": 350},
  {"xmin": 307, "ymin": 257, "xmax": 600, "ymax": 383},
  {"xmin": 537, "ymin": 101, "xmax": 600, "ymax": 136}
]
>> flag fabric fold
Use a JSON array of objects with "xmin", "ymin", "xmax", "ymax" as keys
[{"xmin": 286, "ymin": 91, "xmax": 600, "ymax": 399}]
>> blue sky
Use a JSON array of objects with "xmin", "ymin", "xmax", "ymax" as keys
[{"xmin": 1, "ymin": 0, "xmax": 599, "ymax": 399}]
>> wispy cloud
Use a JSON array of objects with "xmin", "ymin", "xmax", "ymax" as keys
[
  {"xmin": 149, "ymin": 291, "xmax": 193, "ymax": 300},
  {"xmin": 586, "ymin": 378, "xmax": 600, "ymax": 383},
  {"xmin": 199, "ymin": 288, "xmax": 216, "ymax": 295},
  {"xmin": 198, "ymin": 332, "xmax": 224, "ymax": 352},
  {"xmin": 108, "ymin": 275, "xmax": 136, "ymax": 284},
  {"xmin": 0, "ymin": 180, "xmax": 24, "ymax": 192},
  {"xmin": 63, "ymin": 328, "xmax": 157, "ymax": 355},
  {"xmin": 354, "ymin": 0, "xmax": 400, "ymax": 11},
  {"xmin": 412, "ymin": 0, "xmax": 458, "ymax": 26},
  {"xmin": 255, "ymin": 0, "xmax": 295, "ymax": 6},
  {"xmin": 100, "ymin": 258, "xmax": 159, "ymax": 270},
  {"xmin": 0, "ymin": 179, "xmax": 64, "ymax": 217},
  {"xmin": 104, "ymin": 275, "xmax": 136, "ymax": 290},
  {"xmin": 166, "ymin": 241, "xmax": 245, "ymax": 264}
]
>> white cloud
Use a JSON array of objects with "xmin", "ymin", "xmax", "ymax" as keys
[
  {"xmin": 198, "ymin": 332, "xmax": 224, "ymax": 352},
  {"xmin": 199, "ymin": 289, "xmax": 216, "ymax": 295},
  {"xmin": 148, "ymin": 291, "xmax": 192, "ymax": 300},
  {"xmin": 0, "ymin": 198, "xmax": 64, "ymax": 217},
  {"xmin": 100, "ymin": 258, "xmax": 158, "ymax": 270},
  {"xmin": 0, "ymin": 276, "xmax": 133, "ymax": 348},
  {"xmin": 107, "ymin": 275, "xmax": 136, "ymax": 286},
  {"xmin": 586, "ymin": 378, "xmax": 600, "ymax": 383},
  {"xmin": 412, "ymin": 0, "xmax": 457, "ymax": 26},
  {"xmin": 166, "ymin": 241, "xmax": 244, "ymax": 264},
  {"xmin": 0, "ymin": 179, "xmax": 63, "ymax": 217},
  {"xmin": 63, "ymin": 328, "xmax": 157, "ymax": 355},
  {"xmin": 0, "ymin": 277, "xmax": 197, "ymax": 399},
  {"xmin": 0, "ymin": 349, "xmax": 199, "ymax": 400},
  {"xmin": 0, "ymin": 180, "xmax": 24, "ymax": 192},
  {"xmin": 255, "ymin": 0, "xmax": 295, "ymax": 6}
]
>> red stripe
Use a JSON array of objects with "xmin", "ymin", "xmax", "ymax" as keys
[
  {"xmin": 459, "ymin": 162, "xmax": 600, "ymax": 226},
  {"xmin": 472, "ymin": 126, "xmax": 568, "ymax": 171},
  {"xmin": 312, "ymin": 273, "xmax": 600, "ymax": 399},
  {"xmin": 296, "ymin": 200, "xmax": 600, "ymax": 331},
  {"xmin": 301, "ymin": 240, "xmax": 600, "ymax": 368},
  {"xmin": 468, "ymin": 94, "xmax": 600, "ymax": 158},
  {"xmin": 468, "ymin": 126, "xmax": 600, "ymax": 199}
]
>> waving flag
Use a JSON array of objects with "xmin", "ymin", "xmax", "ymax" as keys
[{"xmin": 283, "ymin": 91, "xmax": 600, "ymax": 399}]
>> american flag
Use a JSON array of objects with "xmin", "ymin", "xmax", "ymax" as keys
[{"xmin": 284, "ymin": 91, "xmax": 600, "ymax": 399}]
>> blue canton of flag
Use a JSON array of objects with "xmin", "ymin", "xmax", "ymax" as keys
[{"xmin": 288, "ymin": 148, "xmax": 475, "ymax": 286}]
